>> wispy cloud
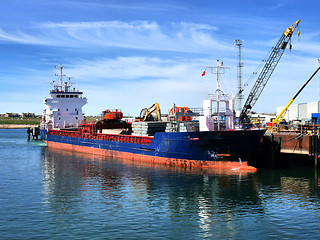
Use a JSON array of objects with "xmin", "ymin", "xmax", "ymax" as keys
[
  {"xmin": 64, "ymin": 0, "xmax": 185, "ymax": 12},
  {"xmin": 0, "ymin": 21, "xmax": 229, "ymax": 54},
  {"xmin": 68, "ymin": 56, "xmax": 204, "ymax": 81},
  {"xmin": 266, "ymin": 3, "xmax": 284, "ymax": 11}
]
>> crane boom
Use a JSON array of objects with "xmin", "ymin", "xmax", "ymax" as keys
[
  {"xmin": 239, "ymin": 19, "xmax": 301, "ymax": 125},
  {"xmin": 270, "ymin": 66, "xmax": 320, "ymax": 132}
]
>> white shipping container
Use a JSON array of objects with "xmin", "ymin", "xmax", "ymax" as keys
[
  {"xmin": 288, "ymin": 104, "xmax": 299, "ymax": 121},
  {"xmin": 307, "ymin": 101, "xmax": 319, "ymax": 119},
  {"xmin": 298, "ymin": 103, "xmax": 308, "ymax": 120}
]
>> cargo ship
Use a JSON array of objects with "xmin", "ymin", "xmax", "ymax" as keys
[{"xmin": 40, "ymin": 63, "xmax": 265, "ymax": 171}]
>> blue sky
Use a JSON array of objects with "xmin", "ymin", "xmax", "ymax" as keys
[{"xmin": 0, "ymin": 0, "xmax": 319, "ymax": 116}]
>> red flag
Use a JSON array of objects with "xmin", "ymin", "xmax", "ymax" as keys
[{"xmin": 202, "ymin": 69, "xmax": 206, "ymax": 76}]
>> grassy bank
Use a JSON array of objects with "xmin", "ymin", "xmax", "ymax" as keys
[
  {"xmin": 0, "ymin": 116, "xmax": 100, "ymax": 127},
  {"xmin": 0, "ymin": 117, "xmax": 40, "ymax": 125}
]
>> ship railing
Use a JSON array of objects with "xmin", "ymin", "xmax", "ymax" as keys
[
  {"xmin": 49, "ymin": 129, "xmax": 82, "ymax": 138},
  {"xmin": 80, "ymin": 119, "xmax": 97, "ymax": 124},
  {"xmin": 189, "ymin": 108, "xmax": 203, "ymax": 116},
  {"xmin": 48, "ymin": 129, "xmax": 152, "ymax": 145},
  {"xmin": 96, "ymin": 133, "xmax": 152, "ymax": 145}
]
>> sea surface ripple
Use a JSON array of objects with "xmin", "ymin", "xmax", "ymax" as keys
[{"xmin": 1, "ymin": 129, "xmax": 320, "ymax": 239}]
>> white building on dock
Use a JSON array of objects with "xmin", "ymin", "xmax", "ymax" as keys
[{"xmin": 277, "ymin": 101, "xmax": 320, "ymax": 122}]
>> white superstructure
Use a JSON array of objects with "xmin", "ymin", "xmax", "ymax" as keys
[
  {"xmin": 199, "ymin": 60, "xmax": 235, "ymax": 131},
  {"xmin": 41, "ymin": 65, "xmax": 87, "ymax": 130}
]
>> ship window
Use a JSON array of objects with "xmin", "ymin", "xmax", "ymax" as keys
[
  {"xmin": 57, "ymin": 95, "xmax": 60, "ymax": 98},
  {"xmin": 75, "ymin": 95, "xmax": 78, "ymax": 98},
  {"xmin": 58, "ymin": 108, "xmax": 60, "ymax": 111},
  {"xmin": 66, "ymin": 95, "xmax": 69, "ymax": 98},
  {"xmin": 70, "ymin": 95, "xmax": 73, "ymax": 98},
  {"xmin": 75, "ymin": 108, "xmax": 77, "ymax": 111},
  {"xmin": 66, "ymin": 108, "xmax": 69, "ymax": 111},
  {"xmin": 76, "ymin": 117, "xmax": 78, "ymax": 120},
  {"xmin": 61, "ymin": 95, "xmax": 65, "ymax": 98},
  {"xmin": 59, "ymin": 117, "xmax": 61, "ymax": 120}
]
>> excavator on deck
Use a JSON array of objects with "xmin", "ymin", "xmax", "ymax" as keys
[
  {"xmin": 138, "ymin": 102, "xmax": 162, "ymax": 121},
  {"xmin": 239, "ymin": 19, "xmax": 301, "ymax": 127}
]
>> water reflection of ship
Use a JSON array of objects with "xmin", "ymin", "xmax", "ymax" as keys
[
  {"xmin": 40, "ymin": 147, "xmax": 320, "ymax": 236},
  {"xmin": 42, "ymin": 147, "xmax": 320, "ymax": 201},
  {"xmin": 40, "ymin": 147, "xmax": 261, "ymax": 211}
]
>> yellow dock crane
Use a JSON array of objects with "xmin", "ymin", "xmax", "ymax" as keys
[
  {"xmin": 239, "ymin": 19, "xmax": 301, "ymax": 126},
  {"xmin": 269, "ymin": 66, "xmax": 320, "ymax": 133}
]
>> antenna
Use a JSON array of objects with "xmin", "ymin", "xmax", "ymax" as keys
[
  {"xmin": 67, "ymin": 77, "xmax": 73, "ymax": 86},
  {"xmin": 235, "ymin": 39, "xmax": 244, "ymax": 113},
  {"xmin": 55, "ymin": 64, "xmax": 66, "ymax": 91},
  {"xmin": 206, "ymin": 60, "xmax": 230, "ymax": 93}
]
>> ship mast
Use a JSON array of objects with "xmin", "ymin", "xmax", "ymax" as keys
[
  {"xmin": 206, "ymin": 60, "xmax": 229, "ymax": 131},
  {"xmin": 55, "ymin": 64, "xmax": 66, "ymax": 92},
  {"xmin": 235, "ymin": 39, "xmax": 244, "ymax": 113}
]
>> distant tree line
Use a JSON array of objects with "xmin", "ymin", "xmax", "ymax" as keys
[{"xmin": 0, "ymin": 112, "xmax": 40, "ymax": 118}]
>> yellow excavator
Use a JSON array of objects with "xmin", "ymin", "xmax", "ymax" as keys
[
  {"xmin": 138, "ymin": 103, "xmax": 161, "ymax": 121},
  {"xmin": 269, "ymin": 66, "xmax": 320, "ymax": 133}
]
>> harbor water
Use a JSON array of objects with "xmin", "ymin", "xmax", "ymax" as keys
[{"xmin": 2, "ymin": 129, "xmax": 320, "ymax": 239}]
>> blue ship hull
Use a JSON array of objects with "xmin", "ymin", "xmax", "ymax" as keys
[{"xmin": 40, "ymin": 128, "xmax": 265, "ymax": 170}]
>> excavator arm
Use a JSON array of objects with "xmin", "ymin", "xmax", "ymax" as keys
[{"xmin": 140, "ymin": 103, "xmax": 161, "ymax": 121}]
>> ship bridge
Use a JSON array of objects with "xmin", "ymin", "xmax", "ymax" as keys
[{"xmin": 42, "ymin": 65, "xmax": 87, "ymax": 130}]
